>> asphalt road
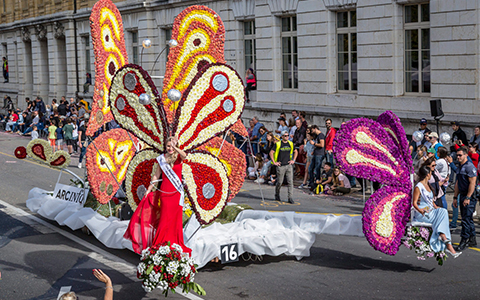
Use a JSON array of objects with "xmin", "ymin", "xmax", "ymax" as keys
[{"xmin": 1, "ymin": 131, "xmax": 480, "ymax": 300}]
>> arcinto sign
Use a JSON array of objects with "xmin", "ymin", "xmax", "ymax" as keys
[{"xmin": 53, "ymin": 183, "xmax": 89, "ymax": 206}]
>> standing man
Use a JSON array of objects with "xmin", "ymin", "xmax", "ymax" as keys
[
  {"xmin": 450, "ymin": 121, "xmax": 468, "ymax": 153},
  {"xmin": 270, "ymin": 130, "xmax": 298, "ymax": 204},
  {"xmin": 454, "ymin": 146, "xmax": 477, "ymax": 251},
  {"xmin": 34, "ymin": 96, "xmax": 46, "ymax": 114},
  {"xmin": 250, "ymin": 116, "xmax": 263, "ymax": 154},
  {"xmin": 3, "ymin": 57, "xmax": 8, "ymax": 83},
  {"xmin": 308, "ymin": 125, "xmax": 325, "ymax": 190},
  {"xmin": 57, "ymin": 98, "xmax": 67, "ymax": 116},
  {"xmin": 325, "ymin": 119, "xmax": 336, "ymax": 166},
  {"xmin": 470, "ymin": 126, "xmax": 480, "ymax": 146},
  {"xmin": 417, "ymin": 118, "xmax": 430, "ymax": 147}
]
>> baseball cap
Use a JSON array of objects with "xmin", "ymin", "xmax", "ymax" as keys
[
  {"xmin": 420, "ymin": 118, "xmax": 427, "ymax": 124},
  {"xmin": 428, "ymin": 132, "xmax": 439, "ymax": 138},
  {"xmin": 451, "ymin": 121, "xmax": 460, "ymax": 126},
  {"xmin": 281, "ymin": 130, "xmax": 289, "ymax": 136}
]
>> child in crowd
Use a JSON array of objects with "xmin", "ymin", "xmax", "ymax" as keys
[
  {"xmin": 31, "ymin": 125, "xmax": 38, "ymax": 140},
  {"xmin": 56, "ymin": 122, "xmax": 64, "ymax": 151},
  {"xmin": 63, "ymin": 117, "xmax": 74, "ymax": 155},
  {"xmin": 48, "ymin": 121, "xmax": 57, "ymax": 151}
]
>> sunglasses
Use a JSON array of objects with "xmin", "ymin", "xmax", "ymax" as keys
[{"xmin": 283, "ymin": 134, "xmax": 289, "ymax": 137}]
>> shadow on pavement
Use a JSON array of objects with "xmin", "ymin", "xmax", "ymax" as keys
[{"xmin": 301, "ymin": 247, "xmax": 434, "ymax": 273}]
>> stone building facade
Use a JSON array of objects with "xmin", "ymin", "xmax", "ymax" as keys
[{"xmin": 0, "ymin": 0, "xmax": 479, "ymax": 136}]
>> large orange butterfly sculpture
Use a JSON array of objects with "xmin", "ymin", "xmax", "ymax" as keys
[{"xmin": 86, "ymin": 0, "xmax": 246, "ymax": 225}]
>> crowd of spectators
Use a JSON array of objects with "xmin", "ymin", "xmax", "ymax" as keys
[
  {"xmin": 240, "ymin": 110, "xmax": 349, "ymax": 197},
  {"xmin": 0, "ymin": 94, "xmax": 103, "ymax": 169}
]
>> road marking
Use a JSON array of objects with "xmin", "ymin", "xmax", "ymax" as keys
[
  {"xmin": 452, "ymin": 242, "xmax": 480, "ymax": 253},
  {"xmin": 0, "ymin": 199, "xmax": 203, "ymax": 300}
]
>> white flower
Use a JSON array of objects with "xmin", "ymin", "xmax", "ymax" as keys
[
  {"xmin": 159, "ymin": 246, "xmax": 170, "ymax": 255},
  {"xmin": 157, "ymin": 281, "xmax": 168, "ymax": 291},
  {"xmin": 141, "ymin": 248, "xmax": 149, "ymax": 260},
  {"xmin": 169, "ymin": 261, "xmax": 179, "ymax": 270},
  {"xmin": 137, "ymin": 262, "xmax": 146, "ymax": 274},
  {"xmin": 172, "ymin": 243, "xmax": 183, "ymax": 252},
  {"xmin": 143, "ymin": 284, "xmax": 152, "ymax": 293},
  {"xmin": 152, "ymin": 256, "xmax": 161, "ymax": 265}
]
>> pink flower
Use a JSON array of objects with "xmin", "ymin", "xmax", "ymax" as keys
[
  {"xmin": 414, "ymin": 240, "xmax": 423, "ymax": 248},
  {"xmin": 426, "ymin": 252, "xmax": 434, "ymax": 258}
]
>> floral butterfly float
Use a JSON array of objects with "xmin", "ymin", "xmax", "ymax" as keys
[
  {"xmin": 86, "ymin": 1, "xmax": 246, "ymax": 216},
  {"xmin": 333, "ymin": 111, "xmax": 413, "ymax": 255}
]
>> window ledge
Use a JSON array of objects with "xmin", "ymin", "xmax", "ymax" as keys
[
  {"xmin": 393, "ymin": 0, "xmax": 426, "ymax": 4},
  {"xmin": 323, "ymin": 0, "xmax": 357, "ymax": 12}
]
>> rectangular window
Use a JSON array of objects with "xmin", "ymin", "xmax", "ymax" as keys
[
  {"xmin": 336, "ymin": 10, "xmax": 357, "ymax": 91},
  {"xmin": 83, "ymin": 35, "xmax": 91, "ymax": 74},
  {"xmin": 281, "ymin": 16, "xmax": 297, "ymax": 89},
  {"xmin": 405, "ymin": 3, "xmax": 430, "ymax": 94},
  {"xmin": 165, "ymin": 28, "xmax": 172, "ymax": 62},
  {"xmin": 244, "ymin": 20, "xmax": 256, "ymax": 71},
  {"xmin": 131, "ymin": 31, "xmax": 139, "ymax": 64}
]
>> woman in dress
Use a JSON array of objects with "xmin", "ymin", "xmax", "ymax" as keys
[
  {"xmin": 412, "ymin": 166, "xmax": 461, "ymax": 258},
  {"xmin": 124, "ymin": 136, "xmax": 192, "ymax": 255},
  {"xmin": 327, "ymin": 167, "xmax": 351, "ymax": 195}
]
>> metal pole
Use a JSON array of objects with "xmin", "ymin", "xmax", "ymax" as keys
[
  {"xmin": 247, "ymin": 136, "xmax": 266, "ymax": 208},
  {"xmin": 150, "ymin": 45, "xmax": 169, "ymax": 74},
  {"xmin": 185, "ymin": 224, "xmax": 202, "ymax": 243}
]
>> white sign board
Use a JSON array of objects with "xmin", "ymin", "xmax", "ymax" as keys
[{"xmin": 53, "ymin": 183, "xmax": 88, "ymax": 206}]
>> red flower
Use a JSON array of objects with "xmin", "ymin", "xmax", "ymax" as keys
[{"xmin": 14, "ymin": 146, "xmax": 27, "ymax": 159}]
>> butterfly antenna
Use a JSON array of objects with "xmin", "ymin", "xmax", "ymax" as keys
[{"xmin": 150, "ymin": 39, "xmax": 178, "ymax": 74}]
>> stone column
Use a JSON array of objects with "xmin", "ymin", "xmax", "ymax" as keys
[
  {"xmin": 51, "ymin": 21, "xmax": 68, "ymax": 100},
  {"xmin": 64, "ymin": 20, "xmax": 78, "ymax": 98},
  {"xmin": 31, "ymin": 23, "xmax": 50, "ymax": 100}
]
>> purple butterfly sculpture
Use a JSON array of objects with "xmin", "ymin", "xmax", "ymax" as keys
[{"xmin": 333, "ymin": 111, "xmax": 413, "ymax": 255}]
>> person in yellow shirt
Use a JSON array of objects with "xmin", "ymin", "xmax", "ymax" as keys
[{"xmin": 48, "ymin": 122, "xmax": 58, "ymax": 151}]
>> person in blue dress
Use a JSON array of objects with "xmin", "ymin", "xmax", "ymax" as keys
[{"xmin": 412, "ymin": 166, "xmax": 462, "ymax": 258}]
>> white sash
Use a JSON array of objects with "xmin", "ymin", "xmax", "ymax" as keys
[{"xmin": 156, "ymin": 154, "xmax": 184, "ymax": 207}]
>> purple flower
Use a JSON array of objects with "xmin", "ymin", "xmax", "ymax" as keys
[
  {"xmin": 403, "ymin": 240, "xmax": 411, "ymax": 249},
  {"xmin": 420, "ymin": 227, "xmax": 430, "ymax": 239},
  {"xmin": 417, "ymin": 256, "xmax": 425, "ymax": 260},
  {"xmin": 426, "ymin": 252, "xmax": 435, "ymax": 258},
  {"xmin": 414, "ymin": 240, "xmax": 423, "ymax": 248}
]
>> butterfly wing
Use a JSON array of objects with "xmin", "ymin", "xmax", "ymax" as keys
[
  {"xmin": 182, "ymin": 151, "xmax": 230, "ymax": 225},
  {"xmin": 377, "ymin": 111, "xmax": 413, "ymax": 173},
  {"xmin": 161, "ymin": 5, "xmax": 225, "ymax": 123},
  {"xmin": 363, "ymin": 186, "xmax": 411, "ymax": 255},
  {"xmin": 124, "ymin": 149, "xmax": 159, "ymax": 211},
  {"xmin": 230, "ymin": 119, "xmax": 249, "ymax": 137},
  {"xmin": 197, "ymin": 137, "xmax": 246, "ymax": 202},
  {"xmin": 109, "ymin": 64, "xmax": 167, "ymax": 152},
  {"xmin": 333, "ymin": 118, "xmax": 410, "ymax": 187},
  {"xmin": 87, "ymin": 0, "xmax": 128, "ymax": 136},
  {"xmin": 173, "ymin": 63, "xmax": 246, "ymax": 152},
  {"xmin": 86, "ymin": 129, "xmax": 138, "ymax": 204}
]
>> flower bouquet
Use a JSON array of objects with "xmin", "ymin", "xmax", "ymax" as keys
[
  {"xmin": 137, "ymin": 242, "xmax": 205, "ymax": 296},
  {"xmin": 403, "ymin": 226, "xmax": 447, "ymax": 265}
]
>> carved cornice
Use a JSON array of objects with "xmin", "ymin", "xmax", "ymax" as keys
[
  {"xmin": 54, "ymin": 21, "xmax": 65, "ymax": 39},
  {"xmin": 232, "ymin": 0, "xmax": 255, "ymax": 20},
  {"xmin": 322, "ymin": 0, "xmax": 357, "ymax": 11},
  {"xmin": 35, "ymin": 24, "xmax": 47, "ymax": 41},
  {"xmin": 267, "ymin": 0, "xmax": 299, "ymax": 16},
  {"xmin": 21, "ymin": 27, "xmax": 31, "ymax": 42}
]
